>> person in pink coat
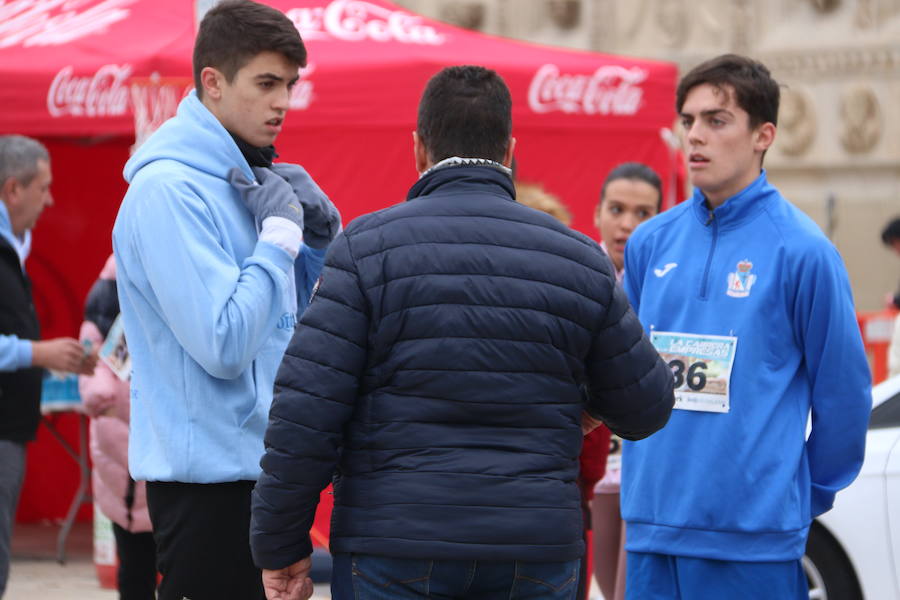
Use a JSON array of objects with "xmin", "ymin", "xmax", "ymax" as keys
[{"xmin": 79, "ymin": 254, "xmax": 156, "ymax": 600}]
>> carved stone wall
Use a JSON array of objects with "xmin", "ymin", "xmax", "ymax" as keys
[{"xmin": 392, "ymin": 0, "xmax": 900, "ymax": 310}]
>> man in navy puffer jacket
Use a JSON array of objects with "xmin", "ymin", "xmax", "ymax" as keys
[{"xmin": 250, "ymin": 65, "xmax": 675, "ymax": 600}]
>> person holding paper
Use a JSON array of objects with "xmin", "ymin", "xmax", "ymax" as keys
[{"xmin": 0, "ymin": 134, "xmax": 97, "ymax": 597}]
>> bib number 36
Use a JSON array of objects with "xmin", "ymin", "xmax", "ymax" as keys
[{"xmin": 668, "ymin": 359, "xmax": 708, "ymax": 391}]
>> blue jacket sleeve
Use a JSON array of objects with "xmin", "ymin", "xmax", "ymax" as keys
[
  {"xmin": 623, "ymin": 229, "xmax": 647, "ymax": 311},
  {"xmin": 120, "ymin": 179, "xmax": 295, "ymax": 380},
  {"xmin": 294, "ymin": 244, "xmax": 327, "ymax": 312},
  {"xmin": 583, "ymin": 227, "xmax": 672, "ymax": 440},
  {"xmin": 792, "ymin": 242, "xmax": 871, "ymax": 517},
  {"xmin": 583, "ymin": 279, "xmax": 674, "ymax": 441},
  {"xmin": 0, "ymin": 335, "xmax": 31, "ymax": 372},
  {"xmin": 251, "ymin": 232, "xmax": 369, "ymax": 569}
]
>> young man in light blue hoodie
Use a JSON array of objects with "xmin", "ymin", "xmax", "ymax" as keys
[
  {"xmin": 620, "ymin": 54, "xmax": 871, "ymax": 599},
  {"xmin": 112, "ymin": 2, "xmax": 339, "ymax": 599}
]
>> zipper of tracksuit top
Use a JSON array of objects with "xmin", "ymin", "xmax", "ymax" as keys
[{"xmin": 700, "ymin": 206, "xmax": 718, "ymax": 300}]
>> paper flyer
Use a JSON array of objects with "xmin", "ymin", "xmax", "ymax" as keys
[{"xmin": 100, "ymin": 313, "xmax": 131, "ymax": 381}]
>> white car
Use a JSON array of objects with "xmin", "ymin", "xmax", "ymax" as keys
[{"xmin": 805, "ymin": 373, "xmax": 900, "ymax": 599}]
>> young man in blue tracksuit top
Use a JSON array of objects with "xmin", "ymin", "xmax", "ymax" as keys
[
  {"xmin": 620, "ymin": 54, "xmax": 871, "ymax": 599},
  {"xmin": 112, "ymin": 2, "xmax": 339, "ymax": 599}
]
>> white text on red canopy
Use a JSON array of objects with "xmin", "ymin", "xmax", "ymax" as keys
[
  {"xmin": 47, "ymin": 64, "xmax": 131, "ymax": 118},
  {"xmin": 528, "ymin": 64, "xmax": 647, "ymax": 116},
  {"xmin": 285, "ymin": 0, "xmax": 445, "ymax": 44},
  {"xmin": 0, "ymin": 0, "xmax": 138, "ymax": 49}
]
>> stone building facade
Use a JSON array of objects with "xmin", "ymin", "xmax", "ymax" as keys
[{"xmin": 394, "ymin": 0, "xmax": 900, "ymax": 311}]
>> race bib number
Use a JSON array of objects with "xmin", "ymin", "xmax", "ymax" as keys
[{"xmin": 650, "ymin": 331, "xmax": 738, "ymax": 413}]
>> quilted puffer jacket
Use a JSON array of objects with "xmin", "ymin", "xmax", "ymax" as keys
[
  {"xmin": 251, "ymin": 165, "xmax": 673, "ymax": 569},
  {"xmin": 79, "ymin": 255, "xmax": 151, "ymax": 533}
]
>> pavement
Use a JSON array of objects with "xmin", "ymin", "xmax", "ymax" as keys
[
  {"xmin": 8, "ymin": 522, "xmax": 604, "ymax": 599},
  {"xmin": 6, "ymin": 521, "xmax": 333, "ymax": 599}
]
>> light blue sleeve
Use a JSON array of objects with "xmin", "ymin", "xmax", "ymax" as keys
[
  {"xmin": 793, "ymin": 242, "xmax": 872, "ymax": 518},
  {"xmin": 122, "ymin": 180, "xmax": 295, "ymax": 380},
  {"xmin": 0, "ymin": 335, "xmax": 32, "ymax": 372},
  {"xmin": 294, "ymin": 244, "xmax": 327, "ymax": 314}
]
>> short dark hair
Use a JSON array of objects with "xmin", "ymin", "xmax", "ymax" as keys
[
  {"xmin": 599, "ymin": 162, "xmax": 663, "ymax": 212},
  {"xmin": 882, "ymin": 217, "xmax": 900, "ymax": 245},
  {"xmin": 676, "ymin": 54, "xmax": 780, "ymax": 130},
  {"xmin": 193, "ymin": 0, "xmax": 307, "ymax": 100},
  {"xmin": 417, "ymin": 66, "xmax": 512, "ymax": 164}
]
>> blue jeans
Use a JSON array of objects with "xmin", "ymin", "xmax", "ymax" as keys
[{"xmin": 331, "ymin": 553, "xmax": 580, "ymax": 600}]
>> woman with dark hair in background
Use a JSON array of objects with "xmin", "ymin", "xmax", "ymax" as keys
[{"xmin": 594, "ymin": 163, "xmax": 663, "ymax": 279}]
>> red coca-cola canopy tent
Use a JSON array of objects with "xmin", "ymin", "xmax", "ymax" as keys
[
  {"xmin": 0, "ymin": 0, "xmax": 195, "ymax": 136},
  {"xmin": 0, "ymin": 0, "xmax": 680, "ymax": 524}
]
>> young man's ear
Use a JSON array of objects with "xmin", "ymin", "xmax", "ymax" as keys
[
  {"xmin": 413, "ymin": 131, "xmax": 430, "ymax": 174},
  {"xmin": 200, "ymin": 67, "xmax": 226, "ymax": 101},
  {"xmin": 754, "ymin": 122, "xmax": 776, "ymax": 154},
  {"xmin": 502, "ymin": 137, "xmax": 516, "ymax": 169}
]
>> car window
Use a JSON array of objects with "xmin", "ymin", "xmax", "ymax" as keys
[{"xmin": 870, "ymin": 391, "xmax": 900, "ymax": 429}]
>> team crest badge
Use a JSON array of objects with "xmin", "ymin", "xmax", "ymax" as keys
[{"xmin": 726, "ymin": 259, "xmax": 756, "ymax": 298}]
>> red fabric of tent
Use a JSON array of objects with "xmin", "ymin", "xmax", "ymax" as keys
[
  {"xmin": 0, "ymin": 0, "xmax": 679, "ymax": 527},
  {"xmin": 267, "ymin": 0, "xmax": 681, "ymax": 231}
]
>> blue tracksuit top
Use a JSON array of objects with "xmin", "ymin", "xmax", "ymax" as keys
[
  {"xmin": 113, "ymin": 92, "xmax": 325, "ymax": 483},
  {"xmin": 621, "ymin": 171, "xmax": 871, "ymax": 561}
]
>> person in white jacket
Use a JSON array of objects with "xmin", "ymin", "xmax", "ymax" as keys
[
  {"xmin": 889, "ymin": 316, "xmax": 900, "ymax": 378},
  {"xmin": 882, "ymin": 217, "xmax": 900, "ymax": 377}
]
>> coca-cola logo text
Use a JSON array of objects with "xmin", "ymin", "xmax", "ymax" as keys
[
  {"xmin": 0, "ymin": 0, "xmax": 137, "ymax": 49},
  {"xmin": 286, "ymin": 0, "xmax": 445, "ymax": 44},
  {"xmin": 528, "ymin": 64, "xmax": 647, "ymax": 116},
  {"xmin": 290, "ymin": 64, "xmax": 316, "ymax": 111},
  {"xmin": 47, "ymin": 64, "xmax": 132, "ymax": 118}
]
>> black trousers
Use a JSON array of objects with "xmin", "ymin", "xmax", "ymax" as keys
[
  {"xmin": 146, "ymin": 481, "xmax": 264, "ymax": 600},
  {"xmin": 111, "ymin": 523, "xmax": 157, "ymax": 600}
]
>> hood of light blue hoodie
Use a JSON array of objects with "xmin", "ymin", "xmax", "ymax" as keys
[{"xmin": 124, "ymin": 91, "xmax": 254, "ymax": 185}]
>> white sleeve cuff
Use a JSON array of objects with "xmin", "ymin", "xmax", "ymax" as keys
[{"xmin": 260, "ymin": 217, "xmax": 303, "ymax": 259}]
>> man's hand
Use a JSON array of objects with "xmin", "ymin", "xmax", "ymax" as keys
[
  {"xmin": 31, "ymin": 338, "xmax": 97, "ymax": 375},
  {"xmin": 228, "ymin": 167, "xmax": 305, "ymax": 230},
  {"xmin": 262, "ymin": 557, "xmax": 314, "ymax": 600},
  {"xmin": 270, "ymin": 163, "xmax": 341, "ymax": 249},
  {"xmin": 582, "ymin": 411, "xmax": 604, "ymax": 435}
]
